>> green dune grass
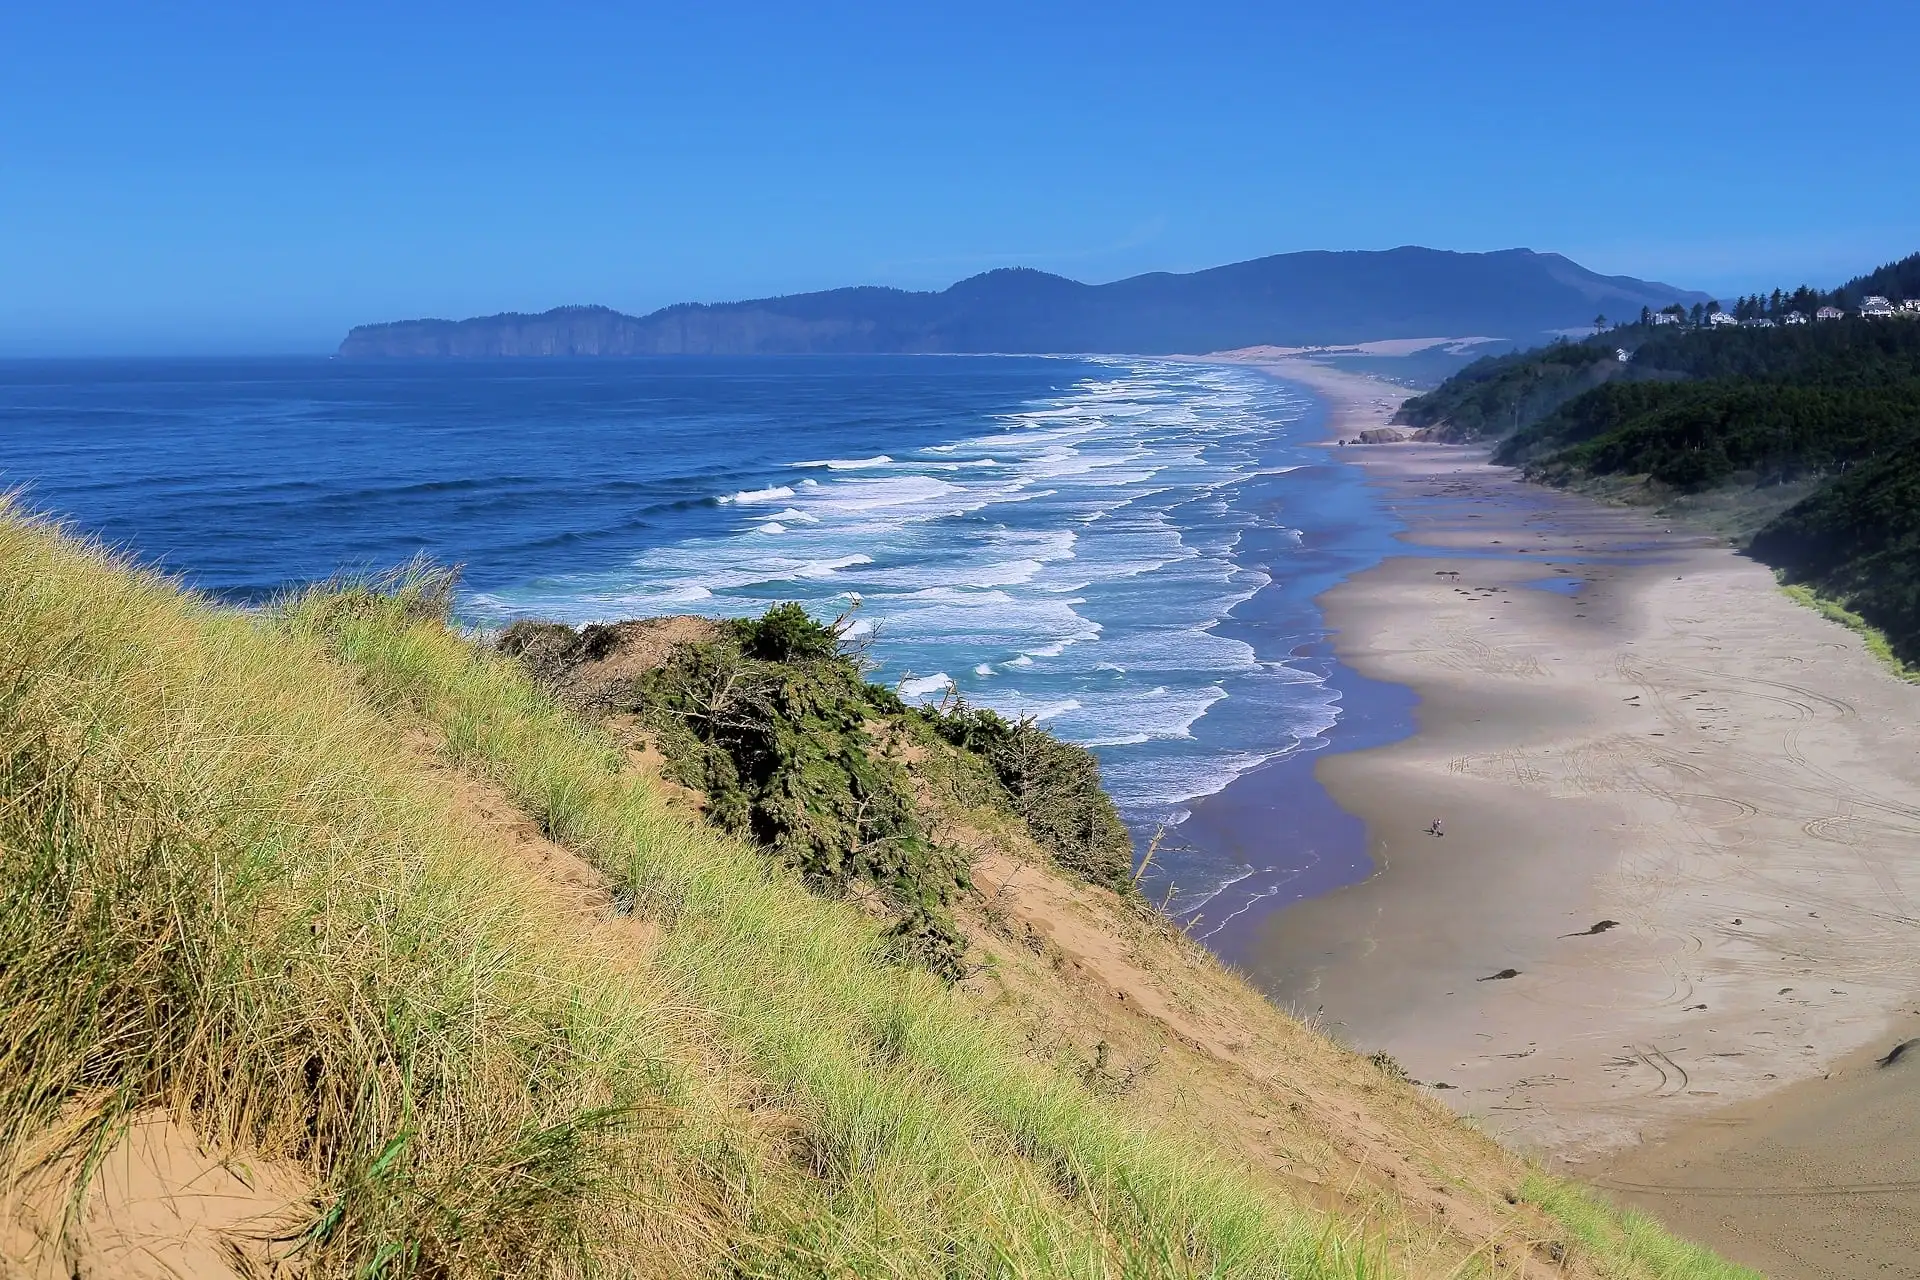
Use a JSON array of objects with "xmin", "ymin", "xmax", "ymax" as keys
[{"xmin": 0, "ymin": 506, "xmax": 1758, "ymax": 1278}]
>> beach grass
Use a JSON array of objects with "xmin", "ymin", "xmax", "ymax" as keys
[
  {"xmin": 1780, "ymin": 581, "xmax": 1920, "ymax": 683},
  {"xmin": 0, "ymin": 503, "xmax": 1764, "ymax": 1278},
  {"xmin": 0, "ymin": 508, "xmax": 716, "ymax": 1276}
]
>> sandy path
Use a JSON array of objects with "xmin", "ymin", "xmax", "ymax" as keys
[{"xmin": 1234, "ymin": 360, "xmax": 1920, "ymax": 1276}]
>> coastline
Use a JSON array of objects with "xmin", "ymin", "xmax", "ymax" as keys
[{"xmin": 1227, "ymin": 359, "xmax": 1920, "ymax": 1274}]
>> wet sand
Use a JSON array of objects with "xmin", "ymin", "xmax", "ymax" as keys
[
  {"xmin": 1597, "ymin": 1010, "xmax": 1920, "ymax": 1276},
  {"xmin": 1236, "ymin": 359, "xmax": 1920, "ymax": 1277}
]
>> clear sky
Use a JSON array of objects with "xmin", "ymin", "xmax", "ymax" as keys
[{"xmin": 3, "ymin": 1, "xmax": 1915, "ymax": 354}]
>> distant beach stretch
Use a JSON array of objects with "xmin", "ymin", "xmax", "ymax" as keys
[{"xmin": 1237, "ymin": 358, "xmax": 1920, "ymax": 1272}]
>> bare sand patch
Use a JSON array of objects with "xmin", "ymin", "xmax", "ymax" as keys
[{"xmin": 2, "ymin": 1114, "xmax": 309, "ymax": 1280}]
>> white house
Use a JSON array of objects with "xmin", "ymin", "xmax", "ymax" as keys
[
  {"xmin": 1861, "ymin": 295, "xmax": 1897, "ymax": 317},
  {"xmin": 1650, "ymin": 311, "xmax": 1682, "ymax": 326},
  {"xmin": 1784, "ymin": 310, "xmax": 1809, "ymax": 325},
  {"xmin": 1817, "ymin": 305, "xmax": 1846, "ymax": 321},
  {"xmin": 1742, "ymin": 317, "xmax": 1777, "ymax": 328},
  {"xmin": 1615, "ymin": 347, "xmax": 1632, "ymax": 362},
  {"xmin": 1708, "ymin": 310, "xmax": 1739, "ymax": 327},
  {"xmin": 1903, "ymin": 299, "xmax": 1920, "ymax": 314}
]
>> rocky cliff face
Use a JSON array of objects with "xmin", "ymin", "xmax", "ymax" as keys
[{"xmin": 338, "ymin": 248, "xmax": 1712, "ymax": 357}]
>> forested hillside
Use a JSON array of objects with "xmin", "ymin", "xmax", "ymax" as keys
[{"xmin": 1391, "ymin": 251, "xmax": 1920, "ymax": 666}]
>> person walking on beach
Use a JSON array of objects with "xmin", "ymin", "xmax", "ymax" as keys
[{"xmin": 1427, "ymin": 818, "xmax": 1444, "ymax": 837}]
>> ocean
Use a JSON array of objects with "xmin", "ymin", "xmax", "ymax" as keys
[{"xmin": 0, "ymin": 355, "xmax": 1407, "ymax": 923}]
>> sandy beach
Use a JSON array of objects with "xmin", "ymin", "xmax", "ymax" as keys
[{"xmin": 1236, "ymin": 358, "xmax": 1920, "ymax": 1277}]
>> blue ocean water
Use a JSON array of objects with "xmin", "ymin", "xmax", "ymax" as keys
[{"xmin": 0, "ymin": 355, "xmax": 1404, "ymax": 918}]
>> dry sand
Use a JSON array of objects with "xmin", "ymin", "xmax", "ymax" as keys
[{"xmin": 1236, "ymin": 359, "xmax": 1920, "ymax": 1278}]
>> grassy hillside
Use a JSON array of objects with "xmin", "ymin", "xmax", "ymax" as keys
[
  {"xmin": 0, "ymin": 506, "xmax": 1755, "ymax": 1278},
  {"xmin": 1390, "ymin": 267, "xmax": 1920, "ymax": 667}
]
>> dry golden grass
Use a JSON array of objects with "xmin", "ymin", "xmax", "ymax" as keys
[{"xmin": 0, "ymin": 513, "xmax": 748, "ymax": 1276}]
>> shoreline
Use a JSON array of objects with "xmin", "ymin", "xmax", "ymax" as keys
[
  {"xmin": 1168, "ymin": 355, "xmax": 1436, "ymax": 952},
  {"xmin": 1226, "ymin": 359, "xmax": 1920, "ymax": 1274},
  {"xmin": 1155, "ymin": 370, "xmax": 1417, "ymax": 943}
]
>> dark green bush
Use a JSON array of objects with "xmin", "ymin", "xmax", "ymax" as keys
[
  {"xmin": 498, "ymin": 604, "xmax": 1143, "ymax": 978},
  {"xmin": 921, "ymin": 702, "xmax": 1137, "ymax": 896},
  {"xmin": 625, "ymin": 622, "xmax": 971, "ymax": 980},
  {"xmin": 726, "ymin": 601, "xmax": 843, "ymax": 664}
]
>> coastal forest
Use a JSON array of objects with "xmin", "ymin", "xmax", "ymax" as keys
[{"xmin": 1393, "ymin": 251, "xmax": 1920, "ymax": 666}]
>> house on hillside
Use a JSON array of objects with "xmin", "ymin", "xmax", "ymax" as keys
[
  {"xmin": 1861, "ymin": 295, "xmax": 1897, "ymax": 318},
  {"xmin": 1615, "ymin": 347, "xmax": 1632, "ymax": 362},
  {"xmin": 1784, "ymin": 310, "xmax": 1809, "ymax": 324},
  {"xmin": 1742, "ymin": 317, "xmax": 1777, "ymax": 328},
  {"xmin": 1817, "ymin": 305, "xmax": 1846, "ymax": 321},
  {"xmin": 1650, "ymin": 311, "xmax": 1682, "ymax": 326},
  {"xmin": 1903, "ymin": 299, "xmax": 1920, "ymax": 315},
  {"xmin": 1708, "ymin": 310, "xmax": 1739, "ymax": 327}
]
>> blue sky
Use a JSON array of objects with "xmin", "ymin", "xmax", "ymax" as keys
[{"xmin": 3, "ymin": 1, "xmax": 1915, "ymax": 354}]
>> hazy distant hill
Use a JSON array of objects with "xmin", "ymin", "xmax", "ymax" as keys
[{"xmin": 338, "ymin": 247, "xmax": 1710, "ymax": 357}]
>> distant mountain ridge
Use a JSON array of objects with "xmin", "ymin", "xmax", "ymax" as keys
[{"xmin": 338, "ymin": 247, "xmax": 1711, "ymax": 358}]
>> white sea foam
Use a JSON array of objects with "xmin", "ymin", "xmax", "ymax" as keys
[
  {"xmin": 794, "ymin": 454, "xmax": 894, "ymax": 470},
  {"xmin": 795, "ymin": 553, "xmax": 873, "ymax": 578},
  {"xmin": 813, "ymin": 475, "xmax": 962, "ymax": 513},
  {"xmin": 756, "ymin": 521, "xmax": 786, "ymax": 534},
  {"xmin": 989, "ymin": 694, "xmax": 1082, "ymax": 723},
  {"xmin": 1101, "ymin": 749, "xmax": 1276, "ymax": 810},
  {"xmin": 718, "ymin": 484, "xmax": 796, "ymax": 504},
  {"xmin": 1082, "ymin": 732, "xmax": 1151, "ymax": 747},
  {"xmin": 897, "ymin": 673, "xmax": 955, "ymax": 699}
]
